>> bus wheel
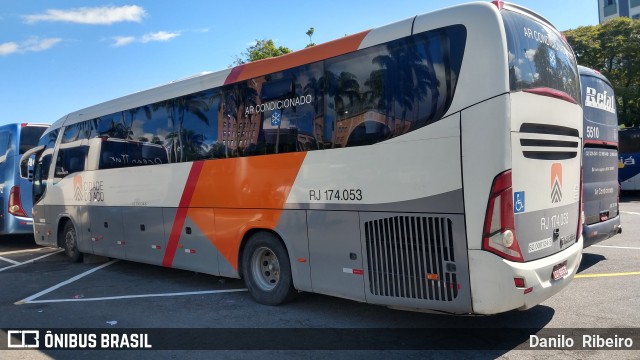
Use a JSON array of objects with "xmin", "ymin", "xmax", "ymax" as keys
[
  {"xmin": 62, "ymin": 221, "xmax": 82, "ymax": 263},
  {"xmin": 242, "ymin": 232, "xmax": 297, "ymax": 306}
]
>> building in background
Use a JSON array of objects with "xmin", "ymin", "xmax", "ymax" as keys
[{"xmin": 599, "ymin": 0, "xmax": 640, "ymax": 23}]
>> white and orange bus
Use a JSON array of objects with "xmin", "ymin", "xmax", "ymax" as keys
[{"xmin": 21, "ymin": 1, "xmax": 583, "ymax": 314}]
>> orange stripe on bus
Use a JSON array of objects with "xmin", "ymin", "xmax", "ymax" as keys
[
  {"xmin": 211, "ymin": 209, "xmax": 282, "ymax": 270},
  {"xmin": 190, "ymin": 153, "xmax": 306, "ymax": 209},
  {"xmin": 188, "ymin": 153, "xmax": 306, "ymax": 270},
  {"xmin": 163, "ymin": 161, "xmax": 205, "ymax": 267},
  {"xmin": 224, "ymin": 30, "xmax": 370, "ymax": 85}
]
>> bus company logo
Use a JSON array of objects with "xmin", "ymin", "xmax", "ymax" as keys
[
  {"xmin": 619, "ymin": 155, "xmax": 635, "ymax": 168},
  {"xmin": 73, "ymin": 176, "xmax": 105, "ymax": 202},
  {"xmin": 550, "ymin": 163, "xmax": 563, "ymax": 203},
  {"xmin": 74, "ymin": 175, "xmax": 84, "ymax": 201},
  {"xmin": 585, "ymin": 87, "xmax": 616, "ymax": 114}
]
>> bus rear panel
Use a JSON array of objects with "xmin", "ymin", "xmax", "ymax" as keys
[
  {"xmin": 579, "ymin": 66, "xmax": 621, "ymax": 246},
  {"xmin": 466, "ymin": 4, "xmax": 583, "ymax": 314}
]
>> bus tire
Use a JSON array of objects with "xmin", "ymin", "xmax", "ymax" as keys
[
  {"xmin": 62, "ymin": 220, "xmax": 82, "ymax": 263},
  {"xmin": 242, "ymin": 232, "xmax": 297, "ymax": 306}
]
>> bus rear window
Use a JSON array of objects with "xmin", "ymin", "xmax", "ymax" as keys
[
  {"xmin": 502, "ymin": 10, "xmax": 580, "ymax": 104},
  {"xmin": 20, "ymin": 126, "xmax": 47, "ymax": 154}
]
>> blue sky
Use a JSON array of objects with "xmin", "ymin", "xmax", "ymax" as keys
[{"xmin": 1, "ymin": 1, "xmax": 598, "ymax": 126}]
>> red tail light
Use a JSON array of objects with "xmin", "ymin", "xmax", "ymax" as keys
[
  {"xmin": 492, "ymin": 1, "xmax": 505, "ymax": 10},
  {"xmin": 482, "ymin": 170, "xmax": 525, "ymax": 262},
  {"xmin": 9, "ymin": 186, "xmax": 28, "ymax": 217}
]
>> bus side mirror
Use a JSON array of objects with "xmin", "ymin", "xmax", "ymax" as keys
[{"xmin": 19, "ymin": 145, "xmax": 45, "ymax": 179}]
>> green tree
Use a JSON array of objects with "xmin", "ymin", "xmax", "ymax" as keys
[
  {"xmin": 565, "ymin": 17, "xmax": 640, "ymax": 127},
  {"xmin": 306, "ymin": 27, "xmax": 316, "ymax": 48},
  {"xmin": 232, "ymin": 39, "xmax": 291, "ymax": 66}
]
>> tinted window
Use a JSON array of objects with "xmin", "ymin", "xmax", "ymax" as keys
[
  {"xmin": 97, "ymin": 112, "xmax": 130, "ymax": 139},
  {"xmin": 128, "ymin": 101, "xmax": 175, "ymax": 161},
  {"xmin": 619, "ymin": 129, "xmax": 640, "ymax": 153},
  {"xmin": 38, "ymin": 129, "xmax": 60, "ymax": 149},
  {"xmin": 33, "ymin": 154, "xmax": 52, "ymax": 203},
  {"xmin": 32, "ymin": 129, "xmax": 59, "ymax": 202},
  {"xmin": 324, "ymin": 26, "xmax": 466, "ymax": 148},
  {"xmin": 61, "ymin": 121, "xmax": 95, "ymax": 144},
  {"xmin": 581, "ymin": 74, "xmax": 618, "ymax": 143},
  {"xmin": 57, "ymin": 26, "xmax": 466, "ymax": 165},
  {"xmin": 175, "ymin": 89, "xmax": 221, "ymax": 161},
  {"xmin": 257, "ymin": 63, "xmax": 323, "ymax": 154},
  {"xmin": 220, "ymin": 80, "xmax": 260, "ymax": 157},
  {"xmin": 99, "ymin": 140, "xmax": 168, "ymax": 169},
  {"xmin": 503, "ymin": 11, "xmax": 580, "ymax": 104},
  {"xmin": 55, "ymin": 145, "xmax": 89, "ymax": 178},
  {"xmin": 19, "ymin": 126, "xmax": 47, "ymax": 154}
]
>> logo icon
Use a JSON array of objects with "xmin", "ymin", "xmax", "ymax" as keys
[
  {"xmin": 270, "ymin": 109, "xmax": 282, "ymax": 127},
  {"xmin": 7, "ymin": 330, "xmax": 39, "ymax": 348},
  {"xmin": 548, "ymin": 48, "xmax": 557, "ymax": 69},
  {"xmin": 74, "ymin": 175, "xmax": 83, "ymax": 201},
  {"xmin": 551, "ymin": 163, "xmax": 563, "ymax": 203},
  {"xmin": 514, "ymin": 191, "xmax": 525, "ymax": 213}
]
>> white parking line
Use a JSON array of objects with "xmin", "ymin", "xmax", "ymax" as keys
[
  {"xmin": 0, "ymin": 256, "xmax": 22, "ymax": 265},
  {"xmin": 592, "ymin": 245, "xmax": 640, "ymax": 250},
  {"xmin": 0, "ymin": 248, "xmax": 54, "ymax": 256},
  {"xmin": 15, "ymin": 259, "xmax": 119, "ymax": 304},
  {"xmin": 22, "ymin": 288, "xmax": 248, "ymax": 304},
  {"xmin": 15, "ymin": 258, "xmax": 248, "ymax": 305},
  {"xmin": 0, "ymin": 249, "xmax": 64, "ymax": 273},
  {"xmin": 620, "ymin": 211, "xmax": 640, "ymax": 216}
]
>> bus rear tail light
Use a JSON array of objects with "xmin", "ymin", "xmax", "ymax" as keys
[
  {"xmin": 483, "ymin": 170, "xmax": 525, "ymax": 262},
  {"xmin": 9, "ymin": 186, "xmax": 28, "ymax": 217}
]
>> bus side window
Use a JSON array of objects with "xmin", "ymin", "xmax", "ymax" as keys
[{"xmin": 55, "ymin": 146, "xmax": 88, "ymax": 178}]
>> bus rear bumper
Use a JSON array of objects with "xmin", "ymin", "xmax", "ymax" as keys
[
  {"xmin": 1, "ymin": 215, "xmax": 35, "ymax": 235},
  {"xmin": 583, "ymin": 216, "xmax": 621, "ymax": 248},
  {"xmin": 468, "ymin": 237, "xmax": 583, "ymax": 315}
]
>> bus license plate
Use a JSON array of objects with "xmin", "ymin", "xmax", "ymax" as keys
[
  {"xmin": 600, "ymin": 211, "xmax": 609, "ymax": 222},
  {"xmin": 552, "ymin": 261, "xmax": 568, "ymax": 281}
]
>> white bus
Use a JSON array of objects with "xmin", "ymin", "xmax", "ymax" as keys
[{"xmin": 22, "ymin": 1, "xmax": 583, "ymax": 315}]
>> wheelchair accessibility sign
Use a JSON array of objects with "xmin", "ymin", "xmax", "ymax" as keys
[{"xmin": 514, "ymin": 191, "xmax": 525, "ymax": 213}]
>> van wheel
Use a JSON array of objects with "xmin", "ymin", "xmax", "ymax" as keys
[
  {"xmin": 62, "ymin": 221, "xmax": 82, "ymax": 263},
  {"xmin": 242, "ymin": 232, "xmax": 297, "ymax": 305}
]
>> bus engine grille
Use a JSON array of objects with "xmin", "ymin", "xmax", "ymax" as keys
[{"xmin": 364, "ymin": 216, "xmax": 458, "ymax": 301}]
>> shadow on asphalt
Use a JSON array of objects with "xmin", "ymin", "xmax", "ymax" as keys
[{"xmin": 620, "ymin": 190, "xmax": 640, "ymax": 203}]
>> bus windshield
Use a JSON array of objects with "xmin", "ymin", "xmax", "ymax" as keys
[{"xmin": 502, "ymin": 10, "xmax": 581, "ymax": 104}]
